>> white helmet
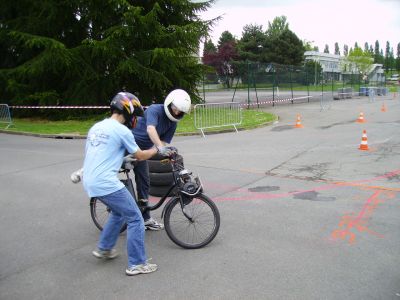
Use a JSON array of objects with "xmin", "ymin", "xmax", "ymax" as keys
[{"xmin": 164, "ymin": 89, "xmax": 191, "ymax": 122}]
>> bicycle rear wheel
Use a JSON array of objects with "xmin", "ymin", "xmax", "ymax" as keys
[
  {"xmin": 90, "ymin": 198, "xmax": 127, "ymax": 233},
  {"xmin": 164, "ymin": 194, "xmax": 220, "ymax": 249}
]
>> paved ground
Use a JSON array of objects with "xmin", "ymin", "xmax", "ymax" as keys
[{"xmin": 1, "ymin": 94, "xmax": 399, "ymax": 299}]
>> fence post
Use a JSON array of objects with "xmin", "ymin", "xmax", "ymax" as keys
[
  {"xmin": 306, "ymin": 69, "xmax": 310, "ymax": 102},
  {"xmin": 202, "ymin": 71, "xmax": 206, "ymax": 103},
  {"xmin": 247, "ymin": 60, "xmax": 250, "ymax": 109}
]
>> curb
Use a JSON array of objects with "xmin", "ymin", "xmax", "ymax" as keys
[
  {"xmin": 0, "ymin": 116, "xmax": 278, "ymax": 139},
  {"xmin": 0, "ymin": 129, "xmax": 86, "ymax": 139}
]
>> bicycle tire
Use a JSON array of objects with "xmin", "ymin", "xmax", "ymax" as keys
[
  {"xmin": 90, "ymin": 198, "xmax": 127, "ymax": 233},
  {"xmin": 164, "ymin": 194, "xmax": 220, "ymax": 249}
]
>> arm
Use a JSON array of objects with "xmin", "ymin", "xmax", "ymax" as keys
[
  {"xmin": 147, "ymin": 125, "xmax": 165, "ymax": 147},
  {"xmin": 133, "ymin": 147, "xmax": 158, "ymax": 161}
]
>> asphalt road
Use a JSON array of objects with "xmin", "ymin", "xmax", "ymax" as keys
[{"xmin": 1, "ymin": 93, "xmax": 399, "ymax": 299}]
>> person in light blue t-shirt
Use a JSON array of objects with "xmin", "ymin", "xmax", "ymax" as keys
[
  {"xmin": 82, "ymin": 92, "xmax": 165, "ymax": 276},
  {"xmin": 132, "ymin": 89, "xmax": 191, "ymax": 230}
]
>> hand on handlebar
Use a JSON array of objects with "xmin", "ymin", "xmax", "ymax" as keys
[{"xmin": 156, "ymin": 146, "xmax": 178, "ymax": 157}]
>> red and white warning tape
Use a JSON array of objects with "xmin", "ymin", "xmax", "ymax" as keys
[
  {"xmin": 10, "ymin": 106, "xmax": 109, "ymax": 109},
  {"xmin": 10, "ymin": 96, "xmax": 312, "ymax": 109},
  {"xmin": 239, "ymin": 96, "xmax": 312, "ymax": 107}
]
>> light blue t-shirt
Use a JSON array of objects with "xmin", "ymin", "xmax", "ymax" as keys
[{"xmin": 83, "ymin": 118, "xmax": 138, "ymax": 197}]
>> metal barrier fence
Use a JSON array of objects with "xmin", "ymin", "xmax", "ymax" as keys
[
  {"xmin": 0, "ymin": 104, "xmax": 13, "ymax": 129},
  {"xmin": 194, "ymin": 102, "xmax": 242, "ymax": 137}
]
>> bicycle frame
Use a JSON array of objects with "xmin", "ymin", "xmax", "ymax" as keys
[
  {"xmin": 121, "ymin": 155, "xmax": 200, "ymax": 220},
  {"xmin": 121, "ymin": 161, "xmax": 178, "ymax": 213}
]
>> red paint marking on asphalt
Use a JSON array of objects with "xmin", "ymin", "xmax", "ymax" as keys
[
  {"xmin": 212, "ymin": 169, "xmax": 400, "ymax": 202},
  {"xmin": 330, "ymin": 191, "xmax": 395, "ymax": 244}
]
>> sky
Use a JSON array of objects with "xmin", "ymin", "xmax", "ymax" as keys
[{"xmin": 198, "ymin": 0, "xmax": 400, "ymax": 54}]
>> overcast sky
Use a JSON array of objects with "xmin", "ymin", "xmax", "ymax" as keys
[{"xmin": 198, "ymin": 0, "xmax": 400, "ymax": 54}]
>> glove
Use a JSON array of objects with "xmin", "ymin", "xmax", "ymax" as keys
[
  {"xmin": 123, "ymin": 154, "xmax": 136, "ymax": 163},
  {"xmin": 157, "ymin": 146, "xmax": 173, "ymax": 157}
]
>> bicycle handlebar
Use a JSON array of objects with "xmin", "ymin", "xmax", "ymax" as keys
[{"xmin": 120, "ymin": 147, "xmax": 179, "ymax": 171}]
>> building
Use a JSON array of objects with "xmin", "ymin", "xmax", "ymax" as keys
[{"xmin": 304, "ymin": 51, "xmax": 385, "ymax": 84}]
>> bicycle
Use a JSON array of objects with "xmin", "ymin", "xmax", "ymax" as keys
[{"xmin": 89, "ymin": 149, "xmax": 220, "ymax": 249}]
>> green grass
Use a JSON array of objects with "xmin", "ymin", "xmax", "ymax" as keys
[{"xmin": 1, "ymin": 109, "xmax": 276, "ymax": 136}]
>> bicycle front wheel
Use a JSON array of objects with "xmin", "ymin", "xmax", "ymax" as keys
[
  {"xmin": 90, "ymin": 198, "xmax": 127, "ymax": 233},
  {"xmin": 164, "ymin": 194, "xmax": 220, "ymax": 249}
]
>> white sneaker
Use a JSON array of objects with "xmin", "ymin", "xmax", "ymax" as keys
[
  {"xmin": 126, "ymin": 262, "xmax": 158, "ymax": 276},
  {"xmin": 70, "ymin": 168, "xmax": 83, "ymax": 183},
  {"xmin": 92, "ymin": 248, "xmax": 119, "ymax": 259},
  {"xmin": 144, "ymin": 218, "xmax": 164, "ymax": 231}
]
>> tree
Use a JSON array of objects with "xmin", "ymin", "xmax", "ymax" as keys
[
  {"xmin": 385, "ymin": 41, "xmax": 391, "ymax": 70},
  {"xmin": 263, "ymin": 16, "xmax": 304, "ymax": 65},
  {"xmin": 266, "ymin": 16, "xmax": 289, "ymax": 39},
  {"xmin": 303, "ymin": 40, "xmax": 315, "ymax": 51},
  {"xmin": 237, "ymin": 24, "xmax": 265, "ymax": 61},
  {"xmin": 324, "ymin": 44, "xmax": 329, "ymax": 53},
  {"xmin": 202, "ymin": 38, "xmax": 218, "ymax": 71},
  {"xmin": 334, "ymin": 43, "xmax": 340, "ymax": 55},
  {"xmin": 344, "ymin": 46, "xmax": 373, "ymax": 79},
  {"xmin": 217, "ymin": 31, "xmax": 235, "ymax": 50},
  {"xmin": 304, "ymin": 60, "xmax": 322, "ymax": 85},
  {"xmin": 216, "ymin": 40, "xmax": 239, "ymax": 87},
  {"xmin": 396, "ymin": 42, "xmax": 400, "ymax": 72},
  {"xmin": 202, "ymin": 32, "xmax": 239, "ymax": 88},
  {"xmin": 343, "ymin": 44, "xmax": 349, "ymax": 56},
  {"xmin": 203, "ymin": 39, "xmax": 217, "ymax": 54},
  {"xmin": 374, "ymin": 40, "xmax": 383, "ymax": 64},
  {"xmin": 0, "ymin": 0, "xmax": 215, "ymax": 109},
  {"xmin": 364, "ymin": 42, "xmax": 369, "ymax": 53},
  {"xmin": 264, "ymin": 28, "xmax": 304, "ymax": 65}
]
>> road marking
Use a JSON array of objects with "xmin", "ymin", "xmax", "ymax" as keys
[{"xmin": 330, "ymin": 191, "xmax": 395, "ymax": 244}]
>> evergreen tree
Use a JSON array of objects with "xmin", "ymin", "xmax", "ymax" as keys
[
  {"xmin": 334, "ymin": 42, "xmax": 340, "ymax": 55},
  {"xmin": 266, "ymin": 16, "xmax": 289, "ymax": 39},
  {"xmin": 0, "ymin": 0, "xmax": 215, "ymax": 108},
  {"xmin": 343, "ymin": 44, "xmax": 349, "ymax": 56},
  {"xmin": 324, "ymin": 44, "xmax": 329, "ymax": 53},
  {"xmin": 396, "ymin": 42, "xmax": 400, "ymax": 72},
  {"xmin": 264, "ymin": 28, "xmax": 304, "ymax": 65},
  {"xmin": 364, "ymin": 42, "xmax": 369, "ymax": 53},
  {"xmin": 217, "ymin": 31, "xmax": 235, "ymax": 50},
  {"xmin": 385, "ymin": 41, "xmax": 391, "ymax": 70},
  {"xmin": 374, "ymin": 40, "xmax": 381, "ymax": 63},
  {"xmin": 264, "ymin": 16, "xmax": 304, "ymax": 65},
  {"xmin": 237, "ymin": 24, "xmax": 265, "ymax": 61}
]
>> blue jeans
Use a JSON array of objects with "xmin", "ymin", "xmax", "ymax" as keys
[
  {"xmin": 134, "ymin": 160, "xmax": 151, "ymax": 220},
  {"xmin": 97, "ymin": 188, "xmax": 147, "ymax": 267}
]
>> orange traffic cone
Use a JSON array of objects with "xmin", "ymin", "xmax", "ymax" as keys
[
  {"xmin": 294, "ymin": 114, "xmax": 304, "ymax": 128},
  {"xmin": 381, "ymin": 103, "xmax": 386, "ymax": 112},
  {"xmin": 356, "ymin": 112, "xmax": 366, "ymax": 123},
  {"xmin": 359, "ymin": 130, "xmax": 369, "ymax": 151}
]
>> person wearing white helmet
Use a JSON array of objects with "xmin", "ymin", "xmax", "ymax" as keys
[{"xmin": 132, "ymin": 89, "xmax": 191, "ymax": 230}]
